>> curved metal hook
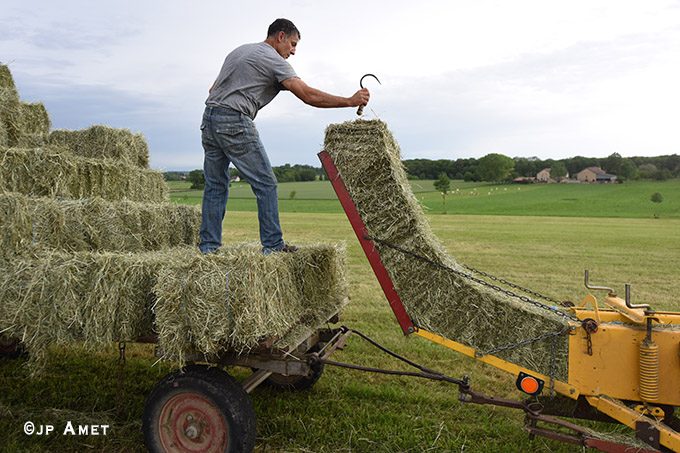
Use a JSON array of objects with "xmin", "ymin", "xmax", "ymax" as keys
[
  {"xmin": 360, "ymin": 73, "xmax": 381, "ymax": 89},
  {"xmin": 357, "ymin": 74, "xmax": 381, "ymax": 115}
]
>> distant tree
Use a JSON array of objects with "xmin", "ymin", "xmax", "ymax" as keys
[
  {"xmin": 617, "ymin": 159, "xmax": 638, "ymax": 180},
  {"xmin": 289, "ymin": 190, "xmax": 297, "ymax": 213},
  {"xmin": 638, "ymin": 163, "xmax": 658, "ymax": 179},
  {"xmin": 651, "ymin": 192, "xmax": 664, "ymax": 218},
  {"xmin": 477, "ymin": 153, "xmax": 515, "ymax": 182},
  {"xmin": 163, "ymin": 171, "xmax": 184, "ymax": 182},
  {"xmin": 298, "ymin": 169, "xmax": 317, "ymax": 181},
  {"xmin": 551, "ymin": 162, "xmax": 568, "ymax": 179},
  {"xmin": 654, "ymin": 169, "xmax": 672, "ymax": 181},
  {"xmin": 513, "ymin": 156, "xmax": 543, "ymax": 177},
  {"xmin": 602, "ymin": 152, "xmax": 623, "ymax": 174},
  {"xmin": 433, "ymin": 173, "xmax": 451, "ymax": 214},
  {"xmin": 187, "ymin": 169, "xmax": 205, "ymax": 190},
  {"xmin": 463, "ymin": 171, "xmax": 475, "ymax": 182}
]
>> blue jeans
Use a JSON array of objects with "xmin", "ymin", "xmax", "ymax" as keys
[{"xmin": 198, "ymin": 106, "xmax": 284, "ymax": 254}]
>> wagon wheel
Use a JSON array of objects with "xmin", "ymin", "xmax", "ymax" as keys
[
  {"xmin": 0, "ymin": 335, "xmax": 24, "ymax": 359},
  {"xmin": 142, "ymin": 365, "xmax": 256, "ymax": 453},
  {"xmin": 263, "ymin": 343, "xmax": 325, "ymax": 391}
]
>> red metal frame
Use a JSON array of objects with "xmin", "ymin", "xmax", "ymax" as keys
[{"xmin": 318, "ymin": 151, "xmax": 415, "ymax": 335}]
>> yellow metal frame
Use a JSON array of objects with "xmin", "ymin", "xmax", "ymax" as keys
[
  {"xmin": 415, "ymin": 295, "xmax": 680, "ymax": 452},
  {"xmin": 586, "ymin": 396, "xmax": 680, "ymax": 452},
  {"xmin": 413, "ymin": 328, "xmax": 578, "ymax": 398},
  {"xmin": 568, "ymin": 308, "xmax": 680, "ymax": 406}
]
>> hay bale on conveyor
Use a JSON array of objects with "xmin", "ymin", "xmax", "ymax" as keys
[
  {"xmin": 0, "ymin": 243, "xmax": 347, "ymax": 370},
  {"xmin": 50, "ymin": 125, "xmax": 150, "ymax": 168},
  {"xmin": 324, "ymin": 119, "xmax": 569, "ymax": 379},
  {"xmin": 0, "ymin": 192, "xmax": 200, "ymax": 255},
  {"xmin": 0, "ymin": 146, "xmax": 168, "ymax": 202}
]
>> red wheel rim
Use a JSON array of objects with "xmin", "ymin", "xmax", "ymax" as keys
[{"xmin": 158, "ymin": 392, "xmax": 228, "ymax": 452}]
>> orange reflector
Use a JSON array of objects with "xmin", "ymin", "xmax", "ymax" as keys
[
  {"xmin": 520, "ymin": 377, "xmax": 539, "ymax": 394},
  {"xmin": 515, "ymin": 372, "xmax": 544, "ymax": 395}
]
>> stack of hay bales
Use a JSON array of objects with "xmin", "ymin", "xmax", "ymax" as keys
[
  {"xmin": 0, "ymin": 62, "xmax": 348, "ymax": 368},
  {"xmin": 324, "ymin": 120, "xmax": 569, "ymax": 380}
]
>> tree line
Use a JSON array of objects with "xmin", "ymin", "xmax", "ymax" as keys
[
  {"xmin": 166, "ymin": 153, "xmax": 680, "ymax": 188},
  {"xmin": 166, "ymin": 164, "xmax": 326, "ymax": 189},
  {"xmin": 404, "ymin": 153, "xmax": 680, "ymax": 182}
]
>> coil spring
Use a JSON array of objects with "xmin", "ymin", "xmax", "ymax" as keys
[{"xmin": 639, "ymin": 340, "xmax": 660, "ymax": 402}]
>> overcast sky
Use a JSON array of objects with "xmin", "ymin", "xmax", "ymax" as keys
[{"xmin": 2, "ymin": 0, "xmax": 679, "ymax": 170}]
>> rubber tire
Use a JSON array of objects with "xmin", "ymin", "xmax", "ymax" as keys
[
  {"xmin": 263, "ymin": 343, "xmax": 325, "ymax": 391},
  {"xmin": 142, "ymin": 365, "xmax": 256, "ymax": 453}
]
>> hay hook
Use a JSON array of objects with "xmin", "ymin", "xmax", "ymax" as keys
[{"xmin": 357, "ymin": 73, "xmax": 381, "ymax": 116}]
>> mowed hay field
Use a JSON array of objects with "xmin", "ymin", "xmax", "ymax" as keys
[
  {"xmin": 169, "ymin": 178, "xmax": 680, "ymax": 218},
  {"xmin": 2, "ymin": 181, "xmax": 680, "ymax": 452}
]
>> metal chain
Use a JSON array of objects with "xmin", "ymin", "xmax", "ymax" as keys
[
  {"xmin": 476, "ymin": 327, "xmax": 569, "ymax": 357},
  {"xmin": 365, "ymin": 235, "xmax": 582, "ymax": 324},
  {"xmin": 459, "ymin": 262, "xmax": 565, "ymax": 307}
]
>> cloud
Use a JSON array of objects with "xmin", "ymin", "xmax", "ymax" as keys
[{"xmin": 2, "ymin": 0, "xmax": 679, "ymax": 170}]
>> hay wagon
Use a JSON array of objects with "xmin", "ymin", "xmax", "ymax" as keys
[
  {"xmin": 138, "ymin": 299, "xmax": 349, "ymax": 453},
  {"xmin": 0, "ymin": 241, "xmax": 349, "ymax": 453}
]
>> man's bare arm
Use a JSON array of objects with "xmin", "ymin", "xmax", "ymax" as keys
[{"xmin": 282, "ymin": 77, "xmax": 369, "ymax": 108}]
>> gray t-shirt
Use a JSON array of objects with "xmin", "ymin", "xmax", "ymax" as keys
[{"xmin": 206, "ymin": 42, "xmax": 298, "ymax": 119}]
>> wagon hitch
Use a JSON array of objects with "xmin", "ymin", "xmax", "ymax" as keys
[
  {"xmin": 309, "ymin": 326, "xmax": 467, "ymax": 386},
  {"xmin": 457, "ymin": 388, "xmax": 663, "ymax": 451}
]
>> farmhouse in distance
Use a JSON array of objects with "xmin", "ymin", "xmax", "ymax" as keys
[{"xmin": 535, "ymin": 166, "xmax": 616, "ymax": 184}]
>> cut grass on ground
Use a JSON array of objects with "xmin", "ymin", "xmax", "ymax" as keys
[{"xmin": 2, "ymin": 210, "xmax": 678, "ymax": 452}]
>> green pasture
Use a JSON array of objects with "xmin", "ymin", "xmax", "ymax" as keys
[
  {"xmin": 2, "ymin": 206, "xmax": 679, "ymax": 451},
  {"xmin": 169, "ymin": 179, "xmax": 680, "ymax": 218}
]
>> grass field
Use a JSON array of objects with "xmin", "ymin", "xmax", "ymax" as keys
[
  {"xmin": 2, "ymin": 180, "xmax": 680, "ymax": 452},
  {"xmin": 169, "ymin": 179, "xmax": 680, "ymax": 218}
]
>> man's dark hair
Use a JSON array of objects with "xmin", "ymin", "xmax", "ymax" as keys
[{"xmin": 267, "ymin": 18, "xmax": 300, "ymax": 39}]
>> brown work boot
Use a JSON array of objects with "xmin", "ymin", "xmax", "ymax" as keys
[{"xmin": 281, "ymin": 244, "xmax": 298, "ymax": 253}]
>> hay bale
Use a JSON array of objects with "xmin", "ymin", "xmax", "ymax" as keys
[
  {"xmin": 13, "ymin": 102, "xmax": 51, "ymax": 147},
  {"xmin": 0, "ymin": 64, "xmax": 51, "ymax": 148},
  {"xmin": 0, "ymin": 192, "xmax": 200, "ymax": 256},
  {"xmin": 0, "ymin": 248, "xmax": 185, "ymax": 369},
  {"xmin": 0, "ymin": 243, "xmax": 347, "ymax": 370},
  {"xmin": 0, "ymin": 63, "xmax": 20, "ymax": 148},
  {"xmin": 152, "ymin": 243, "xmax": 347, "ymax": 365},
  {"xmin": 50, "ymin": 125, "xmax": 150, "ymax": 168},
  {"xmin": 0, "ymin": 146, "xmax": 168, "ymax": 202},
  {"xmin": 0, "ymin": 116, "xmax": 7, "ymax": 148},
  {"xmin": 0, "ymin": 63, "xmax": 17, "ymax": 92},
  {"xmin": 0, "ymin": 101, "xmax": 51, "ymax": 148},
  {"xmin": 324, "ymin": 120, "xmax": 570, "ymax": 379}
]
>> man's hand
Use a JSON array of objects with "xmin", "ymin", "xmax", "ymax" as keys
[
  {"xmin": 283, "ymin": 77, "xmax": 370, "ymax": 109},
  {"xmin": 349, "ymin": 88, "xmax": 370, "ymax": 108}
]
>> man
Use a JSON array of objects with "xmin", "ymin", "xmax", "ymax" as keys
[{"xmin": 199, "ymin": 18, "xmax": 370, "ymax": 255}]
